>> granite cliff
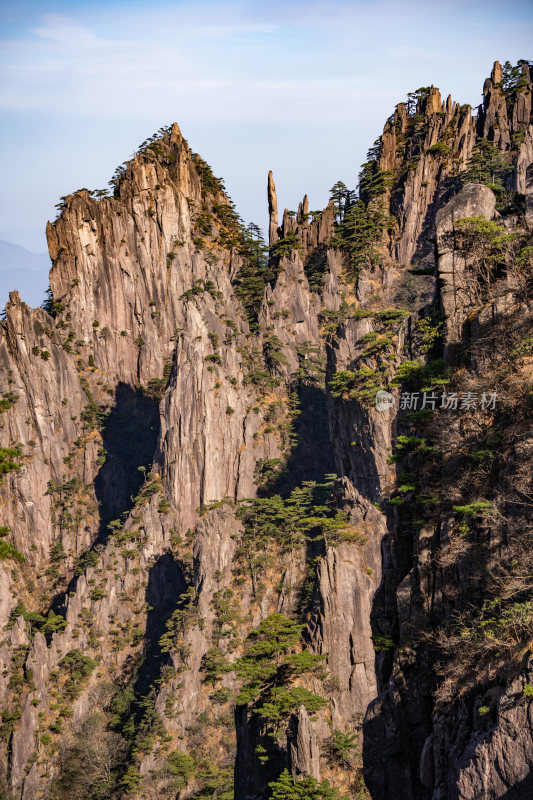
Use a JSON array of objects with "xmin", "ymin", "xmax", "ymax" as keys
[{"xmin": 0, "ymin": 60, "xmax": 532, "ymax": 800}]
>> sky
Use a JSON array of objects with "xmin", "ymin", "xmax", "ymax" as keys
[{"xmin": 0, "ymin": 0, "xmax": 532, "ymax": 267}]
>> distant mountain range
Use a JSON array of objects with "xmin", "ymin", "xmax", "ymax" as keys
[{"xmin": 0, "ymin": 239, "xmax": 51, "ymax": 309}]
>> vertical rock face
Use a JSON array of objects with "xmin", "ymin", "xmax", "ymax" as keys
[
  {"xmin": 526, "ymin": 163, "xmax": 533, "ymax": 228},
  {"xmin": 378, "ymin": 90, "xmax": 476, "ymax": 267},
  {"xmin": 310, "ymin": 531, "xmax": 383, "ymax": 719},
  {"xmin": 268, "ymin": 170, "xmax": 279, "ymax": 246},
  {"xmin": 429, "ymin": 660, "xmax": 533, "ymax": 800},
  {"xmin": 0, "ymin": 294, "xmax": 92, "ymax": 573},
  {"xmin": 45, "ymin": 123, "xmax": 210, "ymax": 387},
  {"xmin": 361, "ymin": 61, "xmax": 533, "ymax": 800},
  {"xmin": 480, "ymin": 61, "xmax": 512, "ymax": 151},
  {"xmin": 435, "ymin": 183, "xmax": 497, "ymax": 361},
  {"xmin": 478, "ymin": 60, "xmax": 533, "ymax": 192},
  {"xmin": 1, "ymin": 60, "xmax": 532, "ymax": 800},
  {"xmin": 287, "ymin": 706, "xmax": 320, "ymax": 779}
]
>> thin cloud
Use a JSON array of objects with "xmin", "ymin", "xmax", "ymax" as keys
[
  {"xmin": 32, "ymin": 15, "xmax": 100, "ymax": 44},
  {"xmin": 0, "ymin": 13, "xmax": 400, "ymax": 121},
  {"xmin": 0, "ymin": 0, "xmax": 532, "ymax": 236},
  {"xmin": 1, "ymin": 4, "xmax": 531, "ymax": 122}
]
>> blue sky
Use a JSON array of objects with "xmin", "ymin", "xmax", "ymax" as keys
[{"xmin": 0, "ymin": 0, "xmax": 532, "ymax": 257}]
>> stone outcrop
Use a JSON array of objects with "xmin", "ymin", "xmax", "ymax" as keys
[
  {"xmin": 435, "ymin": 183, "xmax": 497, "ymax": 362},
  {"xmin": 378, "ymin": 88, "xmax": 476, "ymax": 267},
  {"xmin": 268, "ymin": 170, "xmax": 279, "ymax": 246},
  {"xmin": 478, "ymin": 60, "xmax": 533, "ymax": 193},
  {"xmin": 287, "ymin": 706, "xmax": 320, "ymax": 779},
  {"xmin": 526, "ymin": 162, "xmax": 533, "ymax": 228},
  {"xmin": 429, "ymin": 659, "xmax": 533, "ymax": 800}
]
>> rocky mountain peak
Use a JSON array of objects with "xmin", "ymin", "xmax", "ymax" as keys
[{"xmin": 0, "ymin": 60, "xmax": 532, "ymax": 800}]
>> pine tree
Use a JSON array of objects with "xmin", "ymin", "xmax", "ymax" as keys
[
  {"xmin": 329, "ymin": 181, "xmax": 353, "ymax": 223},
  {"xmin": 501, "ymin": 60, "xmax": 531, "ymax": 95},
  {"xmin": 269, "ymin": 769, "xmax": 349, "ymax": 800},
  {"xmin": 460, "ymin": 138, "xmax": 512, "ymax": 189},
  {"xmin": 233, "ymin": 613, "xmax": 326, "ymax": 724}
]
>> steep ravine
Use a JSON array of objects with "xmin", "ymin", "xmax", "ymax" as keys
[{"xmin": 0, "ymin": 60, "xmax": 532, "ymax": 800}]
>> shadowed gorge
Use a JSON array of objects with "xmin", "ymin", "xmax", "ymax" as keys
[
  {"xmin": 94, "ymin": 384, "xmax": 161, "ymax": 537},
  {"xmin": 259, "ymin": 384, "xmax": 335, "ymax": 497}
]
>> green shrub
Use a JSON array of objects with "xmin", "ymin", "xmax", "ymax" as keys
[
  {"xmin": 435, "ymin": 600, "xmax": 533, "ymax": 702},
  {"xmin": 361, "ymin": 335, "xmax": 394, "ymax": 357},
  {"xmin": 75, "ymin": 548, "xmax": 99, "ymax": 575},
  {"xmin": 166, "ymin": 750, "xmax": 196, "ymax": 789},
  {"xmin": 201, "ymin": 647, "xmax": 231, "ymax": 685},
  {"xmin": 81, "ymin": 399, "xmax": 105, "ymax": 430},
  {"xmin": 121, "ymin": 765, "xmax": 141, "ymax": 793},
  {"xmin": 392, "ymin": 358, "xmax": 449, "ymax": 389},
  {"xmin": 158, "ymin": 498, "xmax": 171, "ymax": 514},
  {"xmin": 236, "ymin": 477, "xmax": 360, "ymax": 590},
  {"xmin": 269, "ymin": 769, "xmax": 349, "ymax": 799},
  {"xmin": 159, "ymin": 587, "xmax": 198, "ymax": 655},
  {"xmin": 328, "ymin": 367, "xmax": 384, "ymax": 407},
  {"xmin": 372, "ymin": 634, "xmax": 396, "ymax": 652},
  {"xmin": 388, "ymin": 435, "xmax": 433, "ymax": 463},
  {"xmin": 510, "ymin": 334, "xmax": 533, "ymax": 360},
  {"xmin": 386, "ymin": 496, "xmax": 404, "ymax": 506},
  {"xmin": 417, "ymin": 315, "xmax": 443, "ymax": 354},
  {"xmin": 59, "ymin": 649, "xmax": 97, "ymax": 700},
  {"xmin": 6, "ymin": 601, "xmax": 66, "ymax": 637},
  {"xmin": 453, "ymin": 501, "xmax": 493, "ymax": 516},
  {"xmin": 269, "ymin": 233, "xmax": 302, "ymax": 259},
  {"xmin": 328, "ymin": 729, "xmax": 357, "ymax": 767},
  {"xmin": 233, "ymin": 613, "xmax": 326, "ymax": 727},
  {"xmin": 0, "ymin": 540, "xmax": 25, "ymax": 562},
  {"xmin": 458, "ymin": 137, "xmax": 513, "ymax": 190},
  {"xmin": 0, "ymin": 446, "xmax": 23, "ymax": 484},
  {"xmin": 211, "ymin": 687, "xmax": 232, "ymax": 704},
  {"xmin": 375, "ymin": 309, "xmax": 410, "ymax": 323},
  {"xmin": 330, "ymin": 167, "xmax": 393, "ymax": 279},
  {"xmin": 0, "ymin": 391, "xmax": 19, "ymax": 413},
  {"xmin": 428, "ymin": 142, "xmax": 452, "ymax": 156},
  {"xmin": 60, "ymin": 649, "xmax": 96, "ymax": 678},
  {"xmin": 257, "ymin": 685, "xmax": 327, "ymax": 722}
]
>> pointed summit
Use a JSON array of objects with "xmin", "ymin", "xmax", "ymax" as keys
[{"xmin": 268, "ymin": 170, "xmax": 278, "ymax": 246}]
